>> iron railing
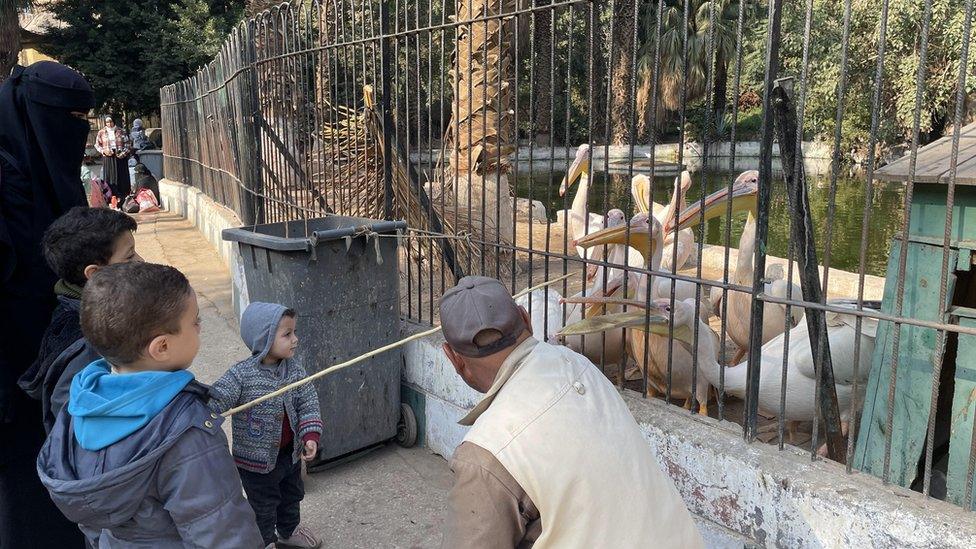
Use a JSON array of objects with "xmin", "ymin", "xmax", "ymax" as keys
[{"xmin": 161, "ymin": 0, "xmax": 976, "ymax": 509}]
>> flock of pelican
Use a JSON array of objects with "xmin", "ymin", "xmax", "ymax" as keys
[{"xmin": 514, "ymin": 144, "xmax": 881, "ymax": 446}]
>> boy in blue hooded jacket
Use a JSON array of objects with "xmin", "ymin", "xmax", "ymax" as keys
[
  {"xmin": 36, "ymin": 262, "xmax": 263, "ymax": 548},
  {"xmin": 209, "ymin": 302, "xmax": 323, "ymax": 549}
]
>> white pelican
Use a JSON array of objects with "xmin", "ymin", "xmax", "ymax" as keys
[
  {"xmin": 516, "ymin": 209, "xmax": 630, "ymax": 365},
  {"xmin": 651, "ymin": 297, "xmax": 876, "ymax": 438},
  {"xmin": 565, "ymin": 212, "xmax": 712, "ymax": 411},
  {"xmin": 559, "ymin": 143, "xmax": 605, "ymax": 260},
  {"xmin": 559, "ymin": 145, "xmax": 644, "ymax": 277},
  {"xmin": 583, "ymin": 209, "xmax": 708, "ymax": 310},
  {"xmin": 672, "ymin": 171, "xmax": 804, "ymax": 363},
  {"xmin": 632, "ymin": 171, "xmax": 697, "ymax": 273}
]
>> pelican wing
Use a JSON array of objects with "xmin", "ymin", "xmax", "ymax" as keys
[
  {"xmin": 789, "ymin": 312, "xmax": 876, "ymax": 385},
  {"xmin": 827, "ymin": 299, "xmax": 881, "ymax": 338},
  {"xmin": 765, "ymin": 277, "xmax": 805, "ymax": 328},
  {"xmin": 515, "ymin": 289, "xmax": 565, "ymax": 341}
]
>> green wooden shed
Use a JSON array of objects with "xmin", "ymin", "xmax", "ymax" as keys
[{"xmin": 854, "ymin": 122, "xmax": 976, "ymax": 509}]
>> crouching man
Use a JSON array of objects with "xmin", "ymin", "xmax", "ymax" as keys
[{"xmin": 439, "ymin": 276, "xmax": 704, "ymax": 548}]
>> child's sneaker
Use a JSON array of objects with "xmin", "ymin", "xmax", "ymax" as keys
[{"xmin": 277, "ymin": 524, "xmax": 321, "ymax": 548}]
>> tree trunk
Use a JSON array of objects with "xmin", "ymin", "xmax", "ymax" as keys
[
  {"xmin": 609, "ymin": 0, "xmax": 636, "ymax": 144},
  {"xmin": 712, "ymin": 51, "xmax": 729, "ymax": 135},
  {"xmin": 590, "ymin": 10, "xmax": 607, "ymax": 142},
  {"xmin": 0, "ymin": 2, "xmax": 20, "ymax": 84},
  {"xmin": 532, "ymin": 0, "xmax": 552, "ymax": 145},
  {"xmin": 450, "ymin": 0, "xmax": 516, "ymax": 274}
]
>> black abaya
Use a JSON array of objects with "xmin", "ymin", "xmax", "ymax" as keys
[
  {"xmin": 0, "ymin": 62, "xmax": 94, "ymax": 548},
  {"xmin": 102, "ymin": 153, "xmax": 131, "ymax": 199}
]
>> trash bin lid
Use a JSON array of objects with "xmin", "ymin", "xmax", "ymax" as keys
[{"xmin": 222, "ymin": 218, "xmax": 407, "ymax": 252}]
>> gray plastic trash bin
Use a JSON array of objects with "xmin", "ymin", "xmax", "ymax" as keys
[{"xmin": 223, "ymin": 216, "xmax": 410, "ymax": 462}]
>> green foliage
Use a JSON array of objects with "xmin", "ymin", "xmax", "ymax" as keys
[
  {"xmin": 731, "ymin": 105, "xmax": 762, "ymax": 139},
  {"xmin": 42, "ymin": 0, "xmax": 243, "ymax": 115},
  {"xmin": 744, "ymin": 0, "xmax": 976, "ymax": 151}
]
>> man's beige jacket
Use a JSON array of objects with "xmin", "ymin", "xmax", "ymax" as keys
[{"xmin": 444, "ymin": 337, "xmax": 704, "ymax": 548}]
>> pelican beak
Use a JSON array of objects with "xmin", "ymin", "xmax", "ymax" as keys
[
  {"xmin": 582, "ymin": 274, "xmax": 626, "ymax": 317},
  {"xmin": 574, "ymin": 219, "xmax": 656, "ymax": 268},
  {"xmin": 559, "ymin": 310, "xmax": 661, "ymax": 337},
  {"xmin": 560, "ymin": 144, "xmax": 590, "ymax": 197},
  {"xmin": 642, "ymin": 311, "xmax": 696, "ymax": 344},
  {"xmin": 560, "ymin": 296, "xmax": 700, "ymax": 344},
  {"xmin": 670, "ymin": 170, "xmax": 759, "ymax": 232},
  {"xmin": 574, "ymin": 222, "xmax": 650, "ymax": 249},
  {"xmin": 631, "ymin": 175, "xmax": 651, "ymax": 215}
]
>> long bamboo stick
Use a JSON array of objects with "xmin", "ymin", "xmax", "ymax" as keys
[{"xmin": 221, "ymin": 273, "xmax": 576, "ymax": 417}]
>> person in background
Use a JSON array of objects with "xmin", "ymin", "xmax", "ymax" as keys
[
  {"xmin": 128, "ymin": 118, "xmax": 151, "ymax": 183},
  {"xmin": 438, "ymin": 276, "xmax": 704, "ymax": 548},
  {"xmin": 129, "ymin": 118, "xmax": 151, "ymax": 151},
  {"xmin": 133, "ymin": 162, "xmax": 161, "ymax": 206},
  {"xmin": 80, "ymin": 162, "xmax": 92, "ymax": 199},
  {"xmin": 0, "ymin": 60, "xmax": 94, "ymax": 549},
  {"xmin": 95, "ymin": 116, "xmax": 131, "ymax": 204}
]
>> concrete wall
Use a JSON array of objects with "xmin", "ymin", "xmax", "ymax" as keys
[
  {"xmin": 402, "ymin": 326, "xmax": 976, "ymax": 549},
  {"xmin": 161, "ymin": 177, "xmax": 976, "ymax": 548},
  {"xmin": 410, "ymin": 141, "xmax": 837, "ymax": 176}
]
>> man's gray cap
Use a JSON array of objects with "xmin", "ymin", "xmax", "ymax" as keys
[{"xmin": 439, "ymin": 276, "xmax": 526, "ymax": 357}]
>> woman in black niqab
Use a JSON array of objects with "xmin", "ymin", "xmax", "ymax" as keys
[{"xmin": 0, "ymin": 61, "xmax": 93, "ymax": 549}]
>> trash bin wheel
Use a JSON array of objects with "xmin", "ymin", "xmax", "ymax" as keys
[{"xmin": 396, "ymin": 403, "xmax": 418, "ymax": 448}]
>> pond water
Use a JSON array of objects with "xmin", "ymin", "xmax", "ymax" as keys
[{"xmin": 513, "ymin": 168, "xmax": 906, "ymax": 278}]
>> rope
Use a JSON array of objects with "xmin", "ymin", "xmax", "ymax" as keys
[
  {"xmin": 356, "ymin": 226, "xmax": 476, "ymax": 243},
  {"xmin": 221, "ymin": 272, "xmax": 576, "ymax": 417}
]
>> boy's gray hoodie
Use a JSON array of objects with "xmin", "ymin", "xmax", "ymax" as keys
[
  {"xmin": 37, "ymin": 381, "xmax": 263, "ymax": 548},
  {"xmin": 210, "ymin": 302, "xmax": 323, "ymax": 473}
]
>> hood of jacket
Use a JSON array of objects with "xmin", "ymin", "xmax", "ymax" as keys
[
  {"xmin": 37, "ymin": 382, "xmax": 217, "ymax": 531},
  {"xmin": 67, "ymin": 359, "xmax": 194, "ymax": 451},
  {"xmin": 240, "ymin": 301, "xmax": 289, "ymax": 363}
]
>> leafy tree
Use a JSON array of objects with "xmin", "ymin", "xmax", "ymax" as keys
[
  {"xmin": 41, "ymin": 0, "xmax": 243, "ymax": 115},
  {"xmin": 746, "ymin": 0, "xmax": 975, "ymax": 152},
  {"xmin": 635, "ymin": 0, "xmax": 750, "ymax": 139},
  {"xmin": 1, "ymin": 0, "xmax": 32, "ymax": 82}
]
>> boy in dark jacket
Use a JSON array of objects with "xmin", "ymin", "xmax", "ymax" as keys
[
  {"xmin": 36, "ymin": 262, "xmax": 263, "ymax": 548},
  {"xmin": 18, "ymin": 206, "xmax": 141, "ymax": 432},
  {"xmin": 210, "ymin": 302, "xmax": 323, "ymax": 548}
]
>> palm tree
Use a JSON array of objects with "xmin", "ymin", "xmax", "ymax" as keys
[
  {"xmin": 532, "ymin": 0, "xmax": 553, "ymax": 145},
  {"xmin": 442, "ymin": 0, "xmax": 517, "ymax": 274},
  {"xmin": 634, "ymin": 0, "xmax": 743, "ymax": 137},
  {"xmin": 608, "ymin": 0, "xmax": 638, "ymax": 144},
  {"xmin": 0, "ymin": 0, "xmax": 31, "ymax": 83}
]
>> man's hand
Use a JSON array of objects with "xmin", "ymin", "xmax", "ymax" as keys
[{"xmin": 302, "ymin": 440, "xmax": 318, "ymax": 461}]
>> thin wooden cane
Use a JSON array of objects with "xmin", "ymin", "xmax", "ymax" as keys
[{"xmin": 222, "ymin": 273, "xmax": 576, "ymax": 417}]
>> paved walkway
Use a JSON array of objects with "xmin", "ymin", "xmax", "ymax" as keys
[{"xmin": 133, "ymin": 211, "xmax": 452, "ymax": 548}]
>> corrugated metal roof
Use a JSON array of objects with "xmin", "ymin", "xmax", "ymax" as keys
[{"xmin": 875, "ymin": 122, "xmax": 976, "ymax": 185}]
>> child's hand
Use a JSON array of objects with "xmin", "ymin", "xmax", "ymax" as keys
[{"xmin": 302, "ymin": 440, "xmax": 318, "ymax": 461}]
